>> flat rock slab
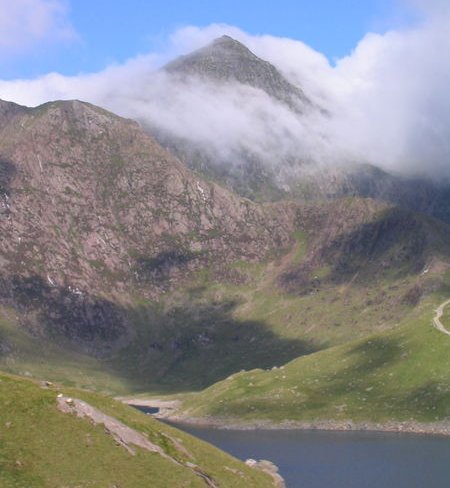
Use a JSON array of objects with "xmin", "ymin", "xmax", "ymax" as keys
[{"xmin": 57, "ymin": 396, "xmax": 171, "ymax": 459}]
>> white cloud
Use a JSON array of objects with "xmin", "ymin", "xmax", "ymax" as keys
[
  {"xmin": 0, "ymin": 0, "xmax": 76, "ymax": 55},
  {"xmin": 0, "ymin": 7, "xmax": 449, "ymax": 179},
  {"xmin": 405, "ymin": 0, "xmax": 450, "ymax": 17}
]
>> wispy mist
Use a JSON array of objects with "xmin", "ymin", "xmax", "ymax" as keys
[
  {"xmin": 0, "ymin": 0, "xmax": 76, "ymax": 56},
  {"xmin": 1, "ymin": 1, "xmax": 449, "ymax": 179}
]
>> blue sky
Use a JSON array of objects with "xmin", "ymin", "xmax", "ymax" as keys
[
  {"xmin": 0, "ymin": 0, "xmax": 448, "ymax": 178},
  {"xmin": 0, "ymin": 0, "xmax": 419, "ymax": 80}
]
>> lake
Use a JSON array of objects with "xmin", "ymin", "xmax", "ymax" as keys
[
  {"xmin": 132, "ymin": 407, "xmax": 450, "ymax": 488},
  {"xmin": 133, "ymin": 407, "xmax": 450, "ymax": 488},
  {"xmin": 176, "ymin": 425, "xmax": 450, "ymax": 488}
]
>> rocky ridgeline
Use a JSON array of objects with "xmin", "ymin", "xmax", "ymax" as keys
[
  {"xmin": 165, "ymin": 35, "xmax": 310, "ymax": 112},
  {"xmin": 0, "ymin": 98, "xmax": 298, "ymax": 349}
]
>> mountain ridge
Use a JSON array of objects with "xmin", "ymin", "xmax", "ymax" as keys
[
  {"xmin": 0, "ymin": 96, "xmax": 449, "ymax": 395},
  {"xmin": 148, "ymin": 38, "xmax": 450, "ymax": 223},
  {"xmin": 0, "ymin": 98, "xmax": 299, "ymax": 359},
  {"xmin": 165, "ymin": 35, "xmax": 311, "ymax": 111}
]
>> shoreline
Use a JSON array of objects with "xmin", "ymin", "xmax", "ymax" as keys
[
  {"xmin": 162, "ymin": 416, "xmax": 450, "ymax": 437},
  {"xmin": 123, "ymin": 400, "xmax": 450, "ymax": 437}
]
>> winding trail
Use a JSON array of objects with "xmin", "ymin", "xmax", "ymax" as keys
[{"xmin": 433, "ymin": 300, "xmax": 450, "ymax": 336}]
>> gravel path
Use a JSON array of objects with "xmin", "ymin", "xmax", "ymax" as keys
[{"xmin": 433, "ymin": 300, "xmax": 450, "ymax": 336}]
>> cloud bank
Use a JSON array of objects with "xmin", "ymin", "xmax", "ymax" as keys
[
  {"xmin": 0, "ymin": 2, "xmax": 449, "ymax": 179},
  {"xmin": 0, "ymin": 0, "xmax": 76, "ymax": 56}
]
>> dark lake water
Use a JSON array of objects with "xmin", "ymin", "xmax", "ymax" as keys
[
  {"xmin": 133, "ymin": 407, "xmax": 450, "ymax": 488},
  {"xmin": 177, "ymin": 425, "xmax": 450, "ymax": 488}
]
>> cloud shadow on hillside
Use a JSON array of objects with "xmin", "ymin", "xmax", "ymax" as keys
[
  {"xmin": 0, "ymin": 274, "xmax": 319, "ymax": 393},
  {"xmin": 115, "ymin": 290, "xmax": 320, "ymax": 393}
]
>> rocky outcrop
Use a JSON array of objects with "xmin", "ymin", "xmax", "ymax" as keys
[
  {"xmin": 57, "ymin": 395, "xmax": 221, "ymax": 487},
  {"xmin": 165, "ymin": 35, "xmax": 310, "ymax": 112},
  {"xmin": 245, "ymin": 459, "xmax": 286, "ymax": 488},
  {"xmin": 57, "ymin": 395, "xmax": 173, "ymax": 458},
  {"xmin": 0, "ymin": 98, "xmax": 298, "ymax": 350}
]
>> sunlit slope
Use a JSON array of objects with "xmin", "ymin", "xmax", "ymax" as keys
[
  {"xmin": 180, "ymin": 295, "xmax": 450, "ymax": 423},
  {"xmin": 0, "ymin": 373, "xmax": 275, "ymax": 488}
]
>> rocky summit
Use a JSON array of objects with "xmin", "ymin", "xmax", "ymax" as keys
[
  {"xmin": 165, "ymin": 35, "xmax": 311, "ymax": 112},
  {"xmin": 156, "ymin": 37, "xmax": 450, "ymax": 222}
]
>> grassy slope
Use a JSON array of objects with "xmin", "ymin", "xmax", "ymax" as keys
[
  {"xmin": 179, "ymin": 291, "xmax": 450, "ymax": 423},
  {"xmin": 121, "ymin": 258, "xmax": 439, "ymax": 392},
  {"xmin": 114, "ymin": 215, "xmax": 438, "ymax": 393},
  {"xmin": 0, "ymin": 373, "xmax": 274, "ymax": 488},
  {"xmin": 0, "ymin": 306, "xmax": 133, "ymax": 394},
  {"xmin": 1, "ymin": 202, "xmax": 449, "ymax": 400},
  {"xmin": 0, "ymin": 230, "xmax": 446, "ymax": 396}
]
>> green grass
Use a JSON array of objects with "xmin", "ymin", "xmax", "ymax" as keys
[
  {"xmin": 179, "ymin": 294, "xmax": 450, "ymax": 423},
  {"xmin": 292, "ymin": 231, "xmax": 307, "ymax": 264},
  {"xmin": 443, "ymin": 302, "xmax": 450, "ymax": 330},
  {"xmin": 109, "ymin": 272, "xmax": 418, "ymax": 394},
  {"xmin": 0, "ymin": 248, "xmax": 443, "ymax": 397},
  {"xmin": 1, "ymin": 203, "xmax": 449, "ymax": 399},
  {"xmin": 0, "ymin": 306, "xmax": 137, "ymax": 394},
  {"xmin": 0, "ymin": 373, "xmax": 274, "ymax": 488}
]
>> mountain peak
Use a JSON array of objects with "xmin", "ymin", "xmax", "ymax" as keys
[
  {"xmin": 164, "ymin": 36, "xmax": 310, "ymax": 110},
  {"xmin": 211, "ymin": 35, "xmax": 252, "ymax": 51},
  {"xmin": 0, "ymin": 99, "xmax": 28, "ymax": 129},
  {"xmin": 215, "ymin": 34, "xmax": 236, "ymax": 42},
  {"xmin": 165, "ymin": 35, "xmax": 262, "ymax": 76}
]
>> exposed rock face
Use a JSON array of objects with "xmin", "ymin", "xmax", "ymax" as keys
[
  {"xmin": 165, "ymin": 35, "xmax": 310, "ymax": 112},
  {"xmin": 245, "ymin": 459, "xmax": 286, "ymax": 488},
  {"xmin": 281, "ymin": 198, "xmax": 450, "ymax": 293},
  {"xmin": 0, "ymin": 99, "xmax": 296, "ymax": 287},
  {"xmin": 0, "ymin": 99, "xmax": 297, "ymax": 348}
]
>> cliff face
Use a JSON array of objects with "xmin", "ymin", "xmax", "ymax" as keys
[
  {"xmin": 0, "ymin": 99, "xmax": 296, "ymax": 288},
  {"xmin": 165, "ymin": 35, "xmax": 310, "ymax": 112},
  {"xmin": 0, "ymin": 99, "xmax": 297, "ymax": 351}
]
